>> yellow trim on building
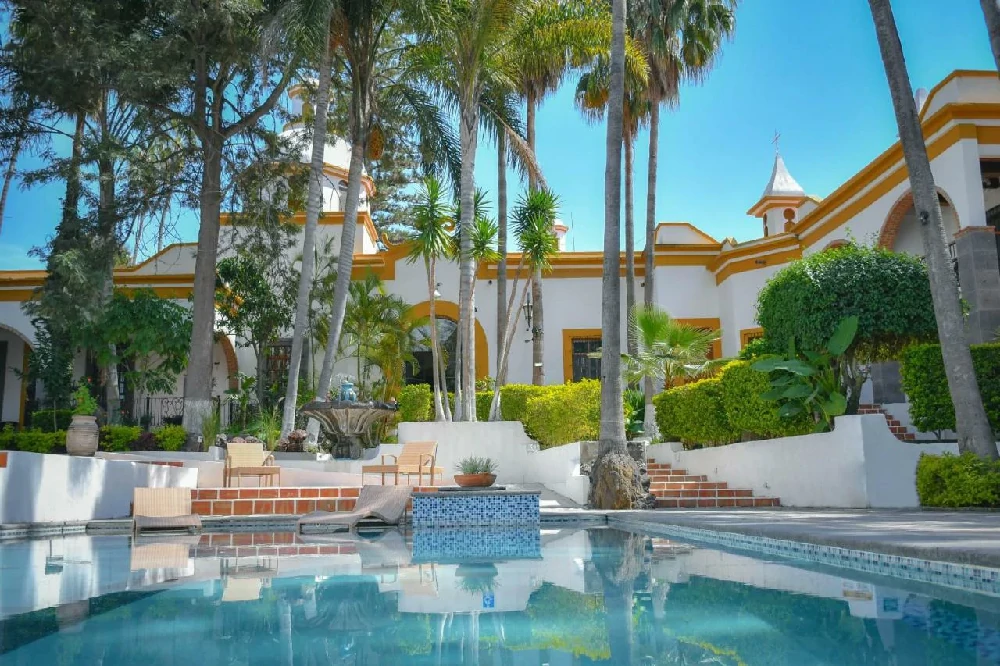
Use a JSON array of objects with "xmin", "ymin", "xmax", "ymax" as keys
[
  {"xmin": 675, "ymin": 318, "xmax": 723, "ymax": 359},
  {"xmin": 715, "ymin": 247, "xmax": 803, "ymax": 285},
  {"xmin": 740, "ymin": 327, "xmax": 764, "ymax": 348},
  {"xmin": 562, "ymin": 328, "xmax": 602, "ymax": 383},
  {"xmin": 918, "ymin": 69, "xmax": 999, "ymax": 121},
  {"xmin": 652, "ymin": 222, "xmax": 720, "ymax": 244},
  {"xmin": 409, "ymin": 300, "xmax": 489, "ymax": 380}
]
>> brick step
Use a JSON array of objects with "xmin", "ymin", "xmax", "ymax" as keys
[
  {"xmin": 655, "ymin": 497, "xmax": 780, "ymax": 509},
  {"xmin": 651, "ymin": 481, "xmax": 729, "ymax": 491},
  {"xmin": 648, "ymin": 475, "xmax": 708, "ymax": 484},
  {"xmin": 652, "ymin": 488, "xmax": 753, "ymax": 498}
]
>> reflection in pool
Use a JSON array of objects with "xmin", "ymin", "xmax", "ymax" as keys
[{"xmin": 1, "ymin": 527, "xmax": 999, "ymax": 664}]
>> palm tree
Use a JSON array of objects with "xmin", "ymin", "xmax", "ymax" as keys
[
  {"xmin": 868, "ymin": 0, "xmax": 998, "ymax": 460},
  {"xmin": 589, "ymin": 0, "xmax": 647, "ymax": 510},
  {"xmin": 982, "ymin": 0, "xmax": 1000, "ymax": 72},
  {"xmin": 278, "ymin": 0, "xmax": 337, "ymax": 436},
  {"xmin": 489, "ymin": 189, "xmax": 560, "ymax": 421},
  {"xmin": 622, "ymin": 304, "xmax": 720, "ymax": 389},
  {"xmin": 405, "ymin": 176, "xmax": 454, "ymax": 421},
  {"xmin": 340, "ymin": 273, "xmax": 411, "ymax": 396}
]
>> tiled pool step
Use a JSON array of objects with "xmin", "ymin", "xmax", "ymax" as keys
[
  {"xmin": 188, "ymin": 487, "xmax": 439, "ymax": 516},
  {"xmin": 646, "ymin": 459, "xmax": 780, "ymax": 509}
]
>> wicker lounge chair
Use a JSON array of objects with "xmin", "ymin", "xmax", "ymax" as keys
[
  {"xmin": 132, "ymin": 487, "xmax": 202, "ymax": 534},
  {"xmin": 299, "ymin": 485, "xmax": 412, "ymax": 532},
  {"xmin": 361, "ymin": 441, "xmax": 443, "ymax": 485},
  {"xmin": 224, "ymin": 441, "xmax": 278, "ymax": 487}
]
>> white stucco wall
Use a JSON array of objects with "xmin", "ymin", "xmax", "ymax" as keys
[
  {"xmin": 0, "ymin": 452, "xmax": 198, "ymax": 523},
  {"xmin": 0, "ymin": 328, "xmax": 26, "ymax": 423},
  {"xmin": 646, "ymin": 415, "xmax": 960, "ymax": 508}
]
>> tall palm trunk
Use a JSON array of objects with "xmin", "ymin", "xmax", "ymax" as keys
[
  {"xmin": 642, "ymin": 103, "xmax": 660, "ymax": 435},
  {"xmin": 589, "ymin": 0, "xmax": 647, "ymax": 510},
  {"xmin": 456, "ymin": 96, "xmax": 479, "ymax": 421},
  {"xmin": 96, "ymin": 96, "xmax": 121, "ymax": 425},
  {"xmin": 527, "ymin": 91, "xmax": 545, "ymax": 385},
  {"xmin": 426, "ymin": 258, "xmax": 446, "ymax": 421},
  {"xmin": 982, "ymin": 0, "xmax": 1000, "ymax": 71},
  {"xmin": 869, "ymin": 0, "xmax": 998, "ymax": 460},
  {"xmin": 624, "ymin": 135, "xmax": 636, "ymax": 356},
  {"xmin": 0, "ymin": 134, "xmax": 22, "ymax": 237},
  {"xmin": 282, "ymin": 23, "xmax": 333, "ymax": 436},
  {"xmin": 496, "ymin": 135, "xmax": 508, "ymax": 377}
]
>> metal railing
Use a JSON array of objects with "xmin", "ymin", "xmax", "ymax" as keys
[{"xmin": 132, "ymin": 396, "xmax": 240, "ymax": 429}]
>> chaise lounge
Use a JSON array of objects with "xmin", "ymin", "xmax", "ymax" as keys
[
  {"xmin": 298, "ymin": 485, "xmax": 412, "ymax": 533},
  {"xmin": 132, "ymin": 487, "xmax": 202, "ymax": 534},
  {"xmin": 361, "ymin": 440, "xmax": 443, "ymax": 486}
]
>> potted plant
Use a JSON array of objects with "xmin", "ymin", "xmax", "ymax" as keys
[
  {"xmin": 454, "ymin": 456, "xmax": 498, "ymax": 488},
  {"xmin": 66, "ymin": 385, "xmax": 99, "ymax": 456}
]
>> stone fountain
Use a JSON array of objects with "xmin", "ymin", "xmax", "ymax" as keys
[{"xmin": 299, "ymin": 398, "xmax": 397, "ymax": 460}]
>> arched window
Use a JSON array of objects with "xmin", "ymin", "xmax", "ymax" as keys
[{"xmin": 404, "ymin": 317, "xmax": 457, "ymax": 391}]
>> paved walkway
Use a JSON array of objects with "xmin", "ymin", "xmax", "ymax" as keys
[{"xmin": 611, "ymin": 509, "xmax": 1000, "ymax": 567}]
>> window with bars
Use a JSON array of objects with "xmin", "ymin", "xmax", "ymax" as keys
[{"xmin": 571, "ymin": 338, "xmax": 602, "ymax": 382}]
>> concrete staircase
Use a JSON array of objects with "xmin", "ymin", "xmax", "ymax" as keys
[
  {"xmin": 647, "ymin": 460, "xmax": 780, "ymax": 509},
  {"xmin": 858, "ymin": 403, "xmax": 916, "ymax": 441}
]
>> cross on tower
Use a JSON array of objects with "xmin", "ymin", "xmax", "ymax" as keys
[{"xmin": 772, "ymin": 130, "xmax": 781, "ymax": 154}]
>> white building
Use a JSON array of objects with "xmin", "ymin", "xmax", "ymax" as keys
[{"xmin": 1, "ymin": 69, "xmax": 999, "ymax": 427}]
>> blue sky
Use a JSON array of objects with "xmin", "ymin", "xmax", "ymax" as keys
[{"xmin": 0, "ymin": 0, "xmax": 996, "ymax": 268}]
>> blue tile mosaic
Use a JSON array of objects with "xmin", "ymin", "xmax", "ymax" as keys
[
  {"xmin": 412, "ymin": 526, "xmax": 542, "ymax": 562},
  {"xmin": 412, "ymin": 492, "xmax": 540, "ymax": 527},
  {"xmin": 615, "ymin": 517, "xmax": 1000, "ymax": 598}
]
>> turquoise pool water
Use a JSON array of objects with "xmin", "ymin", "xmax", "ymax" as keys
[{"xmin": 2, "ymin": 526, "xmax": 999, "ymax": 664}]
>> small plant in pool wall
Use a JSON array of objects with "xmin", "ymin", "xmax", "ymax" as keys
[{"xmin": 454, "ymin": 456, "xmax": 498, "ymax": 488}]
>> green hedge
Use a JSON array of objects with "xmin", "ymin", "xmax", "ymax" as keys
[
  {"xmin": 654, "ymin": 377, "xmax": 739, "ymax": 448},
  {"xmin": 0, "ymin": 426, "xmax": 66, "ymax": 453},
  {"xmin": 31, "ymin": 409, "xmax": 73, "ymax": 432},
  {"xmin": 523, "ymin": 380, "xmax": 601, "ymax": 449},
  {"xmin": 155, "ymin": 425, "xmax": 187, "ymax": 451},
  {"xmin": 900, "ymin": 343, "xmax": 1000, "ymax": 433},
  {"xmin": 100, "ymin": 425, "xmax": 143, "ymax": 452},
  {"xmin": 398, "ymin": 384, "xmax": 432, "ymax": 422},
  {"xmin": 916, "ymin": 453, "xmax": 1000, "ymax": 507},
  {"xmin": 498, "ymin": 384, "xmax": 547, "ymax": 423},
  {"xmin": 718, "ymin": 361, "xmax": 812, "ymax": 439}
]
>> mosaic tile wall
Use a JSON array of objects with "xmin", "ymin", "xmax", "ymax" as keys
[
  {"xmin": 616, "ymin": 518, "xmax": 1000, "ymax": 597},
  {"xmin": 412, "ymin": 526, "xmax": 542, "ymax": 562},
  {"xmin": 412, "ymin": 492, "xmax": 540, "ymax": 528}
]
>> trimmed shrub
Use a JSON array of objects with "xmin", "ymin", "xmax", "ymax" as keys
[
  {"xmin": 31, "ymin": 409, "xmax": 73, "ymax": 432},
  {"xmin": 654, "ymin": 377, "xmax": 739, "ymax": 448},
  {"xmin": 900, "ymin": 343, "xmax": 1000, "ymax": 434},
  {"xmin": 916, "ymin": 453, "xmax": 1000, "ymax": 507},
  {"xmin": 476, "ymin": 392, "xmax": 493, "ymax": 421},
  {"xmin": 498, "ymin": 384, "xmax": 547, "ymax": 423},
  {"xmin": 398, "ymin": 384, "xmax": 433, "ymax": 422},
  {"xmin": 523, "ymin": 380, "xmax": 602, "ymax": 449},
  {"xmin": 718, "ymin": 361, "xmax": 812, "ymax": 439},
  {"xmin": 100, "ymin": 425, "xmax": 142, "ymax": 452},
  {"xmin": 0, "ymin": 426, "xmax": 65, "ymax": 453},
  {"xmin": 155, "ymin": 425, "xmax": 187, "ymax": 451}
]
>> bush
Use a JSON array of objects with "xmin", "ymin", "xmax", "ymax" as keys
[
  {"xmin": 398, "ymin": 384, "xmax": 433, "ymax": 422},
  {"xmin": 31, "ymin": 409, "xmax": 73, "ymax": 432},
  {"xmin": 654, "ymin": 377, "xmax": 739, "ymax": 448},
  {"xmin": 476, "ymin": 391, "xmax": 493, "ymax": 421},
  {"xmin": 737, "ymin": 337, "xmax": 773, "ymax": 361},
  {"xmin": 155, "ymin": 425, "xmax": 188, "ymax": 451},
  {"xmin": 718, "ymin": 361, "xmax": 812, "ymax": 439},
  {"xmin": 523, "ymin": 380, "xmax": 602, "ymax": 449},
  {"xmin": 100, "ymin": 425, "xmax": 142, "ymax": 452},
  {"xmin": 0, "ymin": 426, "xmax": 65, "ymax": 453},
  {"xmin": 498, "ymin": 384, "xmax": 547, "ymax": 423},
  {"xmin": 916, "ymin": 453, "xmax": 1000, "ymax": 507},
  {"xmin": 900, "ymin": 343, "xmax": 1000, "ymax": 434}
]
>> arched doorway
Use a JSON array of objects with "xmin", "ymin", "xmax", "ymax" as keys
[
  {"xmin": 404, "ymin": 316, "xmax": 458, "ymax": 391},
  {"xmin": 878, "ymin": 189, "xmax": 960, "ymax": 260},
  {"xmin": 0, "ymin": 323, "xmax": 34, "ymax": 427},
  {"xmin": 406, "ymin": 300, "xmax": 489, "ymax": 381}
]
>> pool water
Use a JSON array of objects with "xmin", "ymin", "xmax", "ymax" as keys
[{"xmin": 2, "ymin": 526, "xmax": 999, "ymax": 665}]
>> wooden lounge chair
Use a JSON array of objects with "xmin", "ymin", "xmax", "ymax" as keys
[
  {"xmin": 361, "ymin": 440, "xmax": 443, "ymax": 485},
  {"xmin": 224, "ymin": 441, "xmax": 278, "ymax": 487},
  {"xmin": 299, "ymin": 485, "xmax": 412, "ymax": 533},
  {"xmin": 132, "ymin": 487, "xmax": 202, "ymax": 534}
]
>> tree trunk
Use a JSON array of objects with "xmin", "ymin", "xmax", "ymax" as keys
[
  {"xmin": 982, "ymin": 0, "xmax": 1000, "ymax": 72},
  {"xmin": 316, "ymin": 138, "xmax": 366, "ymax": 400},
  {"xmin": 591, "ymin": 530, "xmax": 644, "ymax": 666},
  {"xmin": 869, "ymin": 0, "xmax": 998, "ymax": 460},
  {"xmin": 182, "ymin": 130, "xmax": 224, "ymax": 442},
  {"xmin": 624, "ymin": 136, "xmax": 636, "ymax": 357},
  {"xmin": 427, "ymin": 258, "xmax": 446, "ymax": 421},
  {"xmin": 496, "ymin": 134, "xmax": 507, "ymax": 377},
  {"xmin": 0, "ymin": 134, "xmax": 22, "ymax": 237},
  {"xmin": 457, "ymin": 97, "xmax": 479, "ymax": 420},
  {"xmin": 281, "ymin": 22, "xmax": 333, "ymax": 436},
  {"xmin": 643, "ymin": 103, "xmax": 660, "ymax": 437},
  {"xmin": 131, "ymin": 214, "xmax": 145, "ymax": 265},
  {"xmin": 96, "ymin": 105, "xmax": 121, "ymax": 426},
  {"xmin": 156, "ymin": 205, "xmax": 167, "ymax": 254},
  {"xmin": 526, "ymin": 91, "xmax": 545, "ymax": 385},
  {"xmin": 590, "ymin": 0, "xmax": 648, "ymax": 509}
]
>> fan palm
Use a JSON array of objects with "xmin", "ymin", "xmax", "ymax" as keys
[
  {"xmin": 405, "ymin": 176, "xmax": 455, "ymax": 420},
  {"xmin": 622, "ymin": 304, "xmax": 720, "ymax": 388},
  {"xmin": 489, "ymin": 188, "xmax": 560, "ymax": 421},
  {"xmin": 869, "ymin": 0, "xmax": 997, "ymax": 459}
]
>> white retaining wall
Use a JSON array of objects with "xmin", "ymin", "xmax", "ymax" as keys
[
  {"xmin": 0, "ymin": 451, "xmax": 198, "ymax": 523},
  {"xmin": 646, "ymin": 415, "xmax": 958, "ymax": 508}
]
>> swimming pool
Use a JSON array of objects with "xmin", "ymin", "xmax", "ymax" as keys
[{"xmin": 2, "ymin": 526, "xmax": 999, "ymax": 664}]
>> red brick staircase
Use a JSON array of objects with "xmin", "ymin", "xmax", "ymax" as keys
[
  {"xmin": 858, "ymin": 403, "xmax": 916, "ymax": 441},
  {"xmin": 647, "ymin": 460, "xmax": 780, "ymax": 509}
]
